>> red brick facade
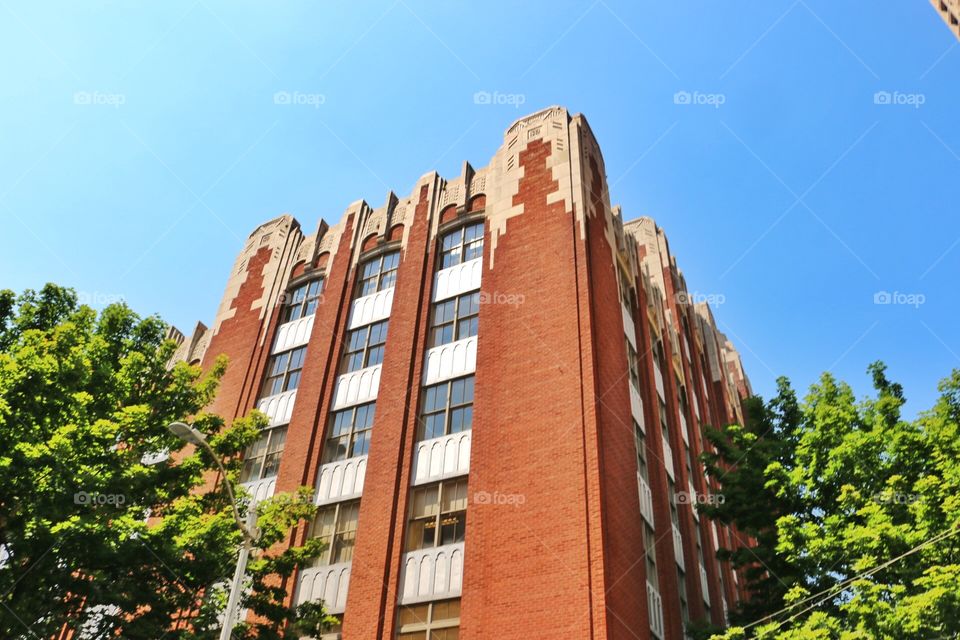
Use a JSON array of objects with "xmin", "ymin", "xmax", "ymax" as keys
[{"xmin": 179, "ymin": 107, "xmax": 753, "ymax": 639}]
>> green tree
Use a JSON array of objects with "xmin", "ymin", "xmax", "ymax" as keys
[
  {"xmin": 0, "ymin": 285, "xmax": 330, "ymax": 639},
  {"xmin": 703, "ymin": 363, "xmax": 960, "ymax": 639},
  {"xmin": 698, "ymin": 378, "xmax": 806, "ymax": 630}
]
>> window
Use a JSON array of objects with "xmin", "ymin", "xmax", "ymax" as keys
[
  {"xmin": 397, "ymin": 598, "xmax": 460, "ymax": 639},
  {"xmin": 644, "ymin": 523, "xmax": 659, "ymax": 584},
  {"xmin": 618, "ymin": 267, "xmax": 637, "ymax": 311},
  {"xmin": 240, "ymin": 426, "xmax": 287, "ymax": 483},
  {"xmin": 429, "ymin": 292, "xmax": 479, "ymax": 347},
  {"xmin": 406, "ymin": 479, "xmax": 467, "ymax": 551},
  {"xmin": 439, "ymin": 222, "xmax": 484, "ymax": 270},
  {"xmin": 358, "ymin": 251, "xmax": 400, "ymax": 296},
  {"xmin": 678, "ymin": 568, "xmax": 690, "ymax": 623},
  {"xmin": 696, "ymin": 528, "xmax": 708, "ymax": 584},
  {"xmin": 309, "ymin": 500, "xmax": 360, "ymax": 566},
  {"xmin": 669, "ymin": 481, "xmax": 680, "ymax": 528},
  {"xmin": 652, "ymin": 338, "xmax": 665, "ymax": 369},
  {"xmin": 282, "ymin": 279, "xmax": 324, "ymax": 323},
  {"xmin": 627, "ymin": 340, "xmax": 640, "ymax": 390},
  {"xmin": 261, "ymin": 346, "xmax": 307, "ymax": 397},
  {"xmin": 341, "ymin": 320, "xmax": 388, "ymax": 373},
  {"xmin": 634, "ymin": 422, "xmax": 649, "ymax": 482},
  {"xmin": 418, "ymin": 376, "xmax": 474, "ymax": 441},
  {"xmin": 319, "ymin": 616, "xmax": 342, "ymax": 640},
  {"xmin": 679, "ymin": 385, "xmax": 689, "ymax": 418},
  {"xmin": 324, "ymin": 403, "xmax": 375, "ymax": 462}
]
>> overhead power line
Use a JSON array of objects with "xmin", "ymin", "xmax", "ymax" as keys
[{"xmin": 739, "ymin": 524, "xmax": 960, "ymax": 633}]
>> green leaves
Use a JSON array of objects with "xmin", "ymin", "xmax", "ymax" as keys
[
  {"xmin": 706, "ymin": 363, "xmax": 960, "ymax": 639},
  {"xmin": 0, "ymin": 285, "xmax": 326, "ymax": 639}
]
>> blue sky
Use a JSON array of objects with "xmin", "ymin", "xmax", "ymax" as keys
[{"xmin": 2, "ymin": 1, "xmax": 958, "ymax": 418}]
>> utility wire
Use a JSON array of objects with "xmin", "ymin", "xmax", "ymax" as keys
[{"xmin": 739, "ymin": 523, "xmax": 960, "ymax": 632}]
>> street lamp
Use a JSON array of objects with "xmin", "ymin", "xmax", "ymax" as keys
[{"xmin": 168, "ymin": 422, "xmax": 257, "ymax": 640}]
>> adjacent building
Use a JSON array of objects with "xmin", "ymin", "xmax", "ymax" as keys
[
  {"xmin": 930, "ymin": 0, "xmax": 960, "ymax": 39},
  {"xmin": 173, "ymin": 106, "xmax": 752, "ymax": 639}
]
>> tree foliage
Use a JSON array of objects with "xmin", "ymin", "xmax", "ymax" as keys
[
  {"xmin": 0, "ymin": 285, "xmax": 329, "ymax": 639},
  {"xmin": 701, "ymin": 363, "xmax": 960, "ymax": 639}
]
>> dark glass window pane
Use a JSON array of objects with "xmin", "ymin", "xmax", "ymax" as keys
[
  {"xmin": 449, "ymin": 407, "xmax": 470, "ymax": 433},
  {"xmin": 349, "ymin": 327, "xmax": 368, "ymax": 350},
  {"xmin": 262, "ymin": 451, "xmax": 281, "ymax": 478},
  {"xmin": 270, "ymin": 352, "xmax": 290, "ymax": 375},
  {"xmin": 370, "ymin": 321, "xmax": 388, "ymax": 344},
  {"xmin": 290, "ymin": 347, "xmax": 306, "ymax": 369},
  {"xmin": 264, "ymin": 376, "xmax": 282, "ymax": 396},
  {"xmin": 431, "ymin": 325, "xmax": 453, "ymax": 346},
  {"xmin": 285, "ymin": 370, "xmax": 301, "ymax": 391},
  {"xmin": 465, "ymin": 222, "xmax": 483, "ymax": 241},
  {"xmin": 434, "ymin": 300, "xmax": 454, "ymax": 324},
  {"xmin": 343, "ymin": 353, "xmax": 361, "ymax": 373},
  {"xmin": 424, "ymin": 385, "xmax": 443, "ymax": 412},
  {"xmin": 450, "ymin": 379, "xmax": 466, "ymax": 405},
  {"xmin": 332, "ymin": 411, "xmax": 349, "ymax": 435},
  {"xmin": 366, "ymin": 345, "xmax": 385, "ymax": 367},
  {"xmin": 455, "ymin": 318, "xmax": 477, "ymax": 341},
  {"xmin": 325, "ymin": 437, "xmax": 348, "ymax": 462},
  {"xmin": 424, "ymin": 415, "xmax": 444, "ymax": 440},
  {"xmin": 358, "ymin": 404, "xmax": 375, "ymax": 427},
  {"xmin": 464, "ymin": 242, "xmax": 482, "ymax": 262},
  {"xmin": 381, "ymin": 270, "xmax": 397, "ymax": 290},
  {"xmin": 352, "ymin": 430, "xmax": 371, "ymax": 457},
  {"xmin": 440, "ymin": 512, "xmax": 465, "ymax": 545},
  {"xmin": 240, "ymin": 457, "xmax": 260, "ymax": 483},
  {"xmin": 268, "ymin": 428, "xmax": 286, "ymax": 452}
]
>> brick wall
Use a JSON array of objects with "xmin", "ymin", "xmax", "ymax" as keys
[{"xmin": 177, "ymin": 107, "xmax": 756, "ymax": 640}]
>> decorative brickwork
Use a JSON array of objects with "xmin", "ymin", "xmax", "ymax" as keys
[{"xmin": 169, "ymin": 106, "xmax": 752, "ymax": 640}]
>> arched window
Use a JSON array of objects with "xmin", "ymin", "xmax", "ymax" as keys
[
  {"xmin": 439, "ymin": 221, "xmax": 483, "ymax": 269},
  {"xmin": 282, "ymin": 278, "xmax": 324, "ymax": 322},
  {"xmin": 358, "ymin": 251, "xmax": 399, "ymax": 296}
]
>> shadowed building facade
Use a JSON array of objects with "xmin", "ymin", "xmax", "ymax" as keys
[{"xmin": 174, "ymin": 106, "xmax": 752, "ymax": 639}]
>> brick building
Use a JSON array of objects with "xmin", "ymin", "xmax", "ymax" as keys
[
  {"xmin": 173, "ymin": 106, "xmax": 752, "ymax": 639},
  {"xmin": 930, "ymin": 0, "xmax": 960, "ymax": 39}
]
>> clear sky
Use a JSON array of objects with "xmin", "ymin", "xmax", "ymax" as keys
[{"xmin": 2, "ymin": 1, "xmax": 957, "ymax": 418}]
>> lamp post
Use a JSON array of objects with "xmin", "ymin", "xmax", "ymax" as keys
[{"xmin": 168, "ymin": 422, "xmax": 257, "ymax": 640}]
